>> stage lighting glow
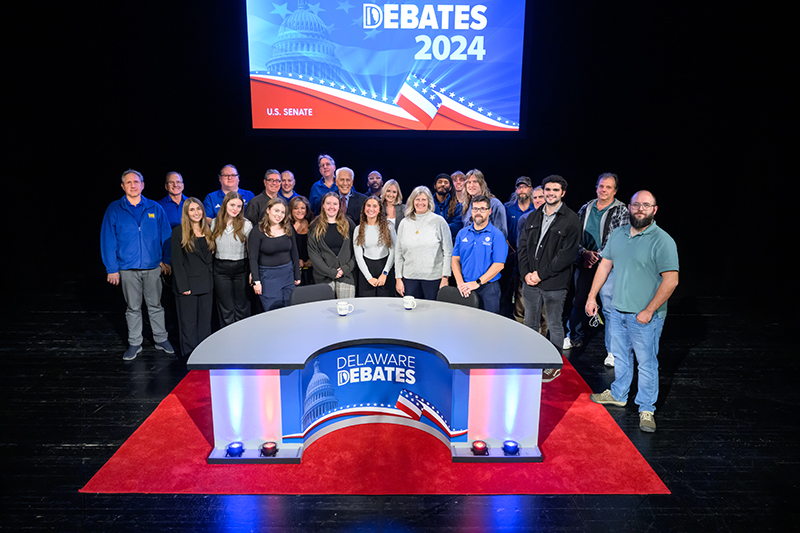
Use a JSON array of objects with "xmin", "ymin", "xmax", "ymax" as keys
[
  {"xmin": 260, "ymin": 441, "xmax": 278, "ymax": 457},
  {"xmin": 471, "ymin": 440, "xmax": 489, "ymax": 456},
  {"xmin": 502, "ymin": 440, "xmax": 519, "ymax": 456},
  {"xmin": 225, "ymin": 441, "xmax": 245, "ymax": 457}
]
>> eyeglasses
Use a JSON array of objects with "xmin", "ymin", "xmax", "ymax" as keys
[
  {"xmin": 630, "ymin": 202, "xmax": 655, "ymax": 210},
  {"xmin": 472, "ymin": 207, "xmax": 490, "ymax": 213},
  {"xmin": 265, "ymin": 179, "xmax": 280, "ymax": 184},
  {"xmin": 220, "ymin": 173, "xmax": 239, "ymax": 178}
]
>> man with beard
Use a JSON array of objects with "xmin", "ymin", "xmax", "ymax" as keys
[
  {"xmin": 518, "ymin": 175, "xmax": 581, "ymax": 382},
  {"xmin": 564, "ymin": 173, "xmax": 629, "ymax": 364},
  {"xmin": 501, "ymin": 176, "xmax": 535, "ymax": 317},
  {"xmin": 432, "ymin": 173, "xmax": 463, "ymax": 240},
  {"xmin": 585, "ymin": 190, "xmax": 679, "ymax": 433},
  {"xmin": 365, "ymin": 170, "xmax": 384, "ymax": 197},
  {"xmin": 309, "ymin": 154, "xmax": 338, "ymax": 214},
  {"xmin": 451, "ymin": 195, "xmax": 508, "ymax": 313},
  {"xmin": 245, "ymin": 169, "xmax": 283, "ymax": 225}
]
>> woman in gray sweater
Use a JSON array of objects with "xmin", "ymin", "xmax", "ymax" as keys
[{"xmin": 394, "ymin": 186, "xmax": 453, "ymax": 300}]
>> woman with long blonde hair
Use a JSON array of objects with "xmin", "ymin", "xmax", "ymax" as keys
[
  {"xmin": 380, "ymin": 179, "xmax": 405, "ymax": 230},
  {"xmin": 210, "ymin": 191, "xmax": 252, "ymax": 326},
  {"xmin": 248, "ymin": 198, "xmax": 300, "ymax": 311},
  {"xmin": 171, "ymin": 197, "xmax": 215, "ymax": 356},
  {"xmin": 308, "ymin": 192, "xmax": 356, "ymax": 298},
  {"xmin": 354, "ymin": 196, "xmax": 396, "ymax": 297}
]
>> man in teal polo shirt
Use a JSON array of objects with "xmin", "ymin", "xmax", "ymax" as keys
[
  {"xmin": 584, "ymin": 190, "xmax": 679, "ymax": 433},
  {"xmin": 451, "ymin": 195, "xmax": 508, "ymax": 313}
]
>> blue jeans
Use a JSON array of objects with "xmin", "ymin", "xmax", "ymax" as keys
[
  {"xmin": 598, "ymin": 269, "xmax": 615, "ymax": 354},
  {"xmin": 606, "ymin": 307, "xmax": 664, "ymax": 413}
]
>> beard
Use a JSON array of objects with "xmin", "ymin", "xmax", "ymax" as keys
[{"xmin": 630, "ymin": 211, "xmax": 654, "ymax": 229}]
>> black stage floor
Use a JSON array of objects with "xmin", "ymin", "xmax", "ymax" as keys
[{"xmin": 2, "ymin": 274, "xmax": 796, "ymax": 532}]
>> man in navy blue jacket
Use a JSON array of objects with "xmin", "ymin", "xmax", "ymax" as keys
[{"xmin": 101, "ymin": 169, "xmax": 175, "ymax": 361}]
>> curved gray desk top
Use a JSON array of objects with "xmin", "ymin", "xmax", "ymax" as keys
[{"xmin": 186, "ymin": 298, "xmax": 562, "ymax": 370}]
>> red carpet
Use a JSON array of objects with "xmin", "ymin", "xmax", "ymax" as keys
[{"xmin": 81, "ymin": 360, "xmax": 669, "ymax": 495}]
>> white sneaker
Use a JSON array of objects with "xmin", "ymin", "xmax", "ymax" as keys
[
  {"xmin": 563, "ymin": 337, "xmax": 572, "ymax": 350},
  {"xmin": 604, "ymin": 353, "xmax": 615, "ymax": 367}
]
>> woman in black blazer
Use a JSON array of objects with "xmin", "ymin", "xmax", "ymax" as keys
[
  {"xmin": 171, "ymin": 197, "xmax": 214, "ymax": 357},
  {"xmin": 307, "ymin": 192, "xmax": 356, "ymax": 298}
]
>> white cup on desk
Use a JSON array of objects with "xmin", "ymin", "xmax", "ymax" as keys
[
  {"xmin": 337, "ymin": 301, "xmax": 354, "ymax": 316},
  {"xmin": 403, "ymin": 296, "xmax": 417, "ymax": 310}
]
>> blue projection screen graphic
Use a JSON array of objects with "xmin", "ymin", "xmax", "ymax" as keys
[{"xmin": 247, "ymin": 0, "xmax": 527, "ymax": 131}]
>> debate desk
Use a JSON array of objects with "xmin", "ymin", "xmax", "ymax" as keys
[{"xmin": 186, "ymin": 298, "xmax": 562, "ymax": 463}]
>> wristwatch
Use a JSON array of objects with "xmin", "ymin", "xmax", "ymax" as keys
[{"xmin": 475, "ymin": 278, "xmax": 483, "ymax": 287}]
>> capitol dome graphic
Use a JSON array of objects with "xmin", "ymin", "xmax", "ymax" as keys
[
  {"xmin": 265, "ymin": 0, "xmax": 343, "ymax": 82},
  {"xmin": 302, "ymin": 359, "xmax": 339, "ymax": 430}
]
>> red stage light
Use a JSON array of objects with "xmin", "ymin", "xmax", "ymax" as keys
[
  {"xmin": 471, "ymin": 440, "xmax": 489, "ymax": 455},
  {"xmin": 260, "ymin": 441, "xmax": 278, "ymax": 457}
]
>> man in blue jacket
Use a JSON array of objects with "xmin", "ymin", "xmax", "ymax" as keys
[{"xmin": 101, "ymin": 169, "xmax": 175, "ymax": 361}]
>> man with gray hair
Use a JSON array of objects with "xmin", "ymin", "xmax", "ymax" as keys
[
  {"xmin": 564, "ymin": 173, "xmax": 629, "ymax": 368},
  {"xmin": 336, "ymin": 166, "xmax": 367, "ymax": 222},
  {"xmin": 309, "ymin": 153, "xmax": 338, "ymax": 214},
  {"xmin": 157, "ymin": 171, "xmax": 187, "ymax": 228},
  {"xmin": 100, "ymin": 170, "xmax": 175, "ymax": 360}
]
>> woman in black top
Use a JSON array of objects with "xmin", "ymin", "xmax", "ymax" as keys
[
  {"xmin": 248, "ymin": 198, "xmax": 300, "ymax": 312},
  {"xmin": 171, "ymin": 197, "xmax": 214, "ymax": 357},
  {"xmin": 307, "ymin": 192, "xmax": 356, "ymax": 298},
  {"xmin": 287, "ymin": 195, "xmax": 314, "ymax": 286}
]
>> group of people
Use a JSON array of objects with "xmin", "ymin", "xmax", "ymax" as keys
[{"xmin": 101, "ymin": 157, "xmax": 679, "ymax": 433}]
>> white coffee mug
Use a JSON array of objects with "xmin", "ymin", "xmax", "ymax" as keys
[
  {"xmin": 337, "ymin": 301, "xmax": 354, "ymax": 316},
  {"xmin": 403, "ymin": 296, "xmax": 417, "ymax": 310}
]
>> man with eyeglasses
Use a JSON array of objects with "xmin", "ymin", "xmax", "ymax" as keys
[
  {"xmin": 309, "ymin": 154, "xmax": 338, "ymax": 215},
  {"xmin": 518, "ymin": 175, "xmax": 581, "ymax": 383},
  {"xmin": 585, "ymin": 190, "xmax": 679, "ymax": 433},
  {"xmin": 451, "ymin": 195, "xmax": 508, "ymax": 313},
  {"xmin": 564, "ymin": 173, "xmax": 629, "ymax": 365},
  {"xmin": 203, "ymin": 164, "xmax": 255, "ymax": 222},
  {"xmin": 245, "ymin": 169, "xmax": 284, "ymax": 225}
]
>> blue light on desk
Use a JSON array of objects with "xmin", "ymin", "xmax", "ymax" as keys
[
  {"xmin": 502, "ymin": 440, "xmax": 519, "ymax": 456},
  {"xmin": 225, "ymin": 441, "xmax": 245, "ymax": 457}
]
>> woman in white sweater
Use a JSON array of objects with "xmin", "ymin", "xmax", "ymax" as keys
[
  {"xmin": 395, "ymin": 186, "xmax": 453, "ymax": 300},
  {"xmin": 354, "ymin": 196, "xmax": 396, "ymax": 297}
]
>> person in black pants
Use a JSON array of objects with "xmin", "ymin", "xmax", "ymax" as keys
[
  {"xmin": 210, "ymin": 191, "xmax": 253, "ymax": 327},
  {"xmin": 171, "ymin": 197, "xmax": 214, "ymax": 357}
]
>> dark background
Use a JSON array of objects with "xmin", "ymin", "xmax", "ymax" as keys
[{"xmin": 10, "ymin": 1, "xmax": 790, "ymax": 309}]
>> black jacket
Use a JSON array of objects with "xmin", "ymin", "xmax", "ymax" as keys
[
  {"xmin": 517, "ymin": 203, "xmax": 581, "ymax": 291},
  {"xmin": 171, "ymin": 226, "xmax": 214, "ymax": 295}
]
